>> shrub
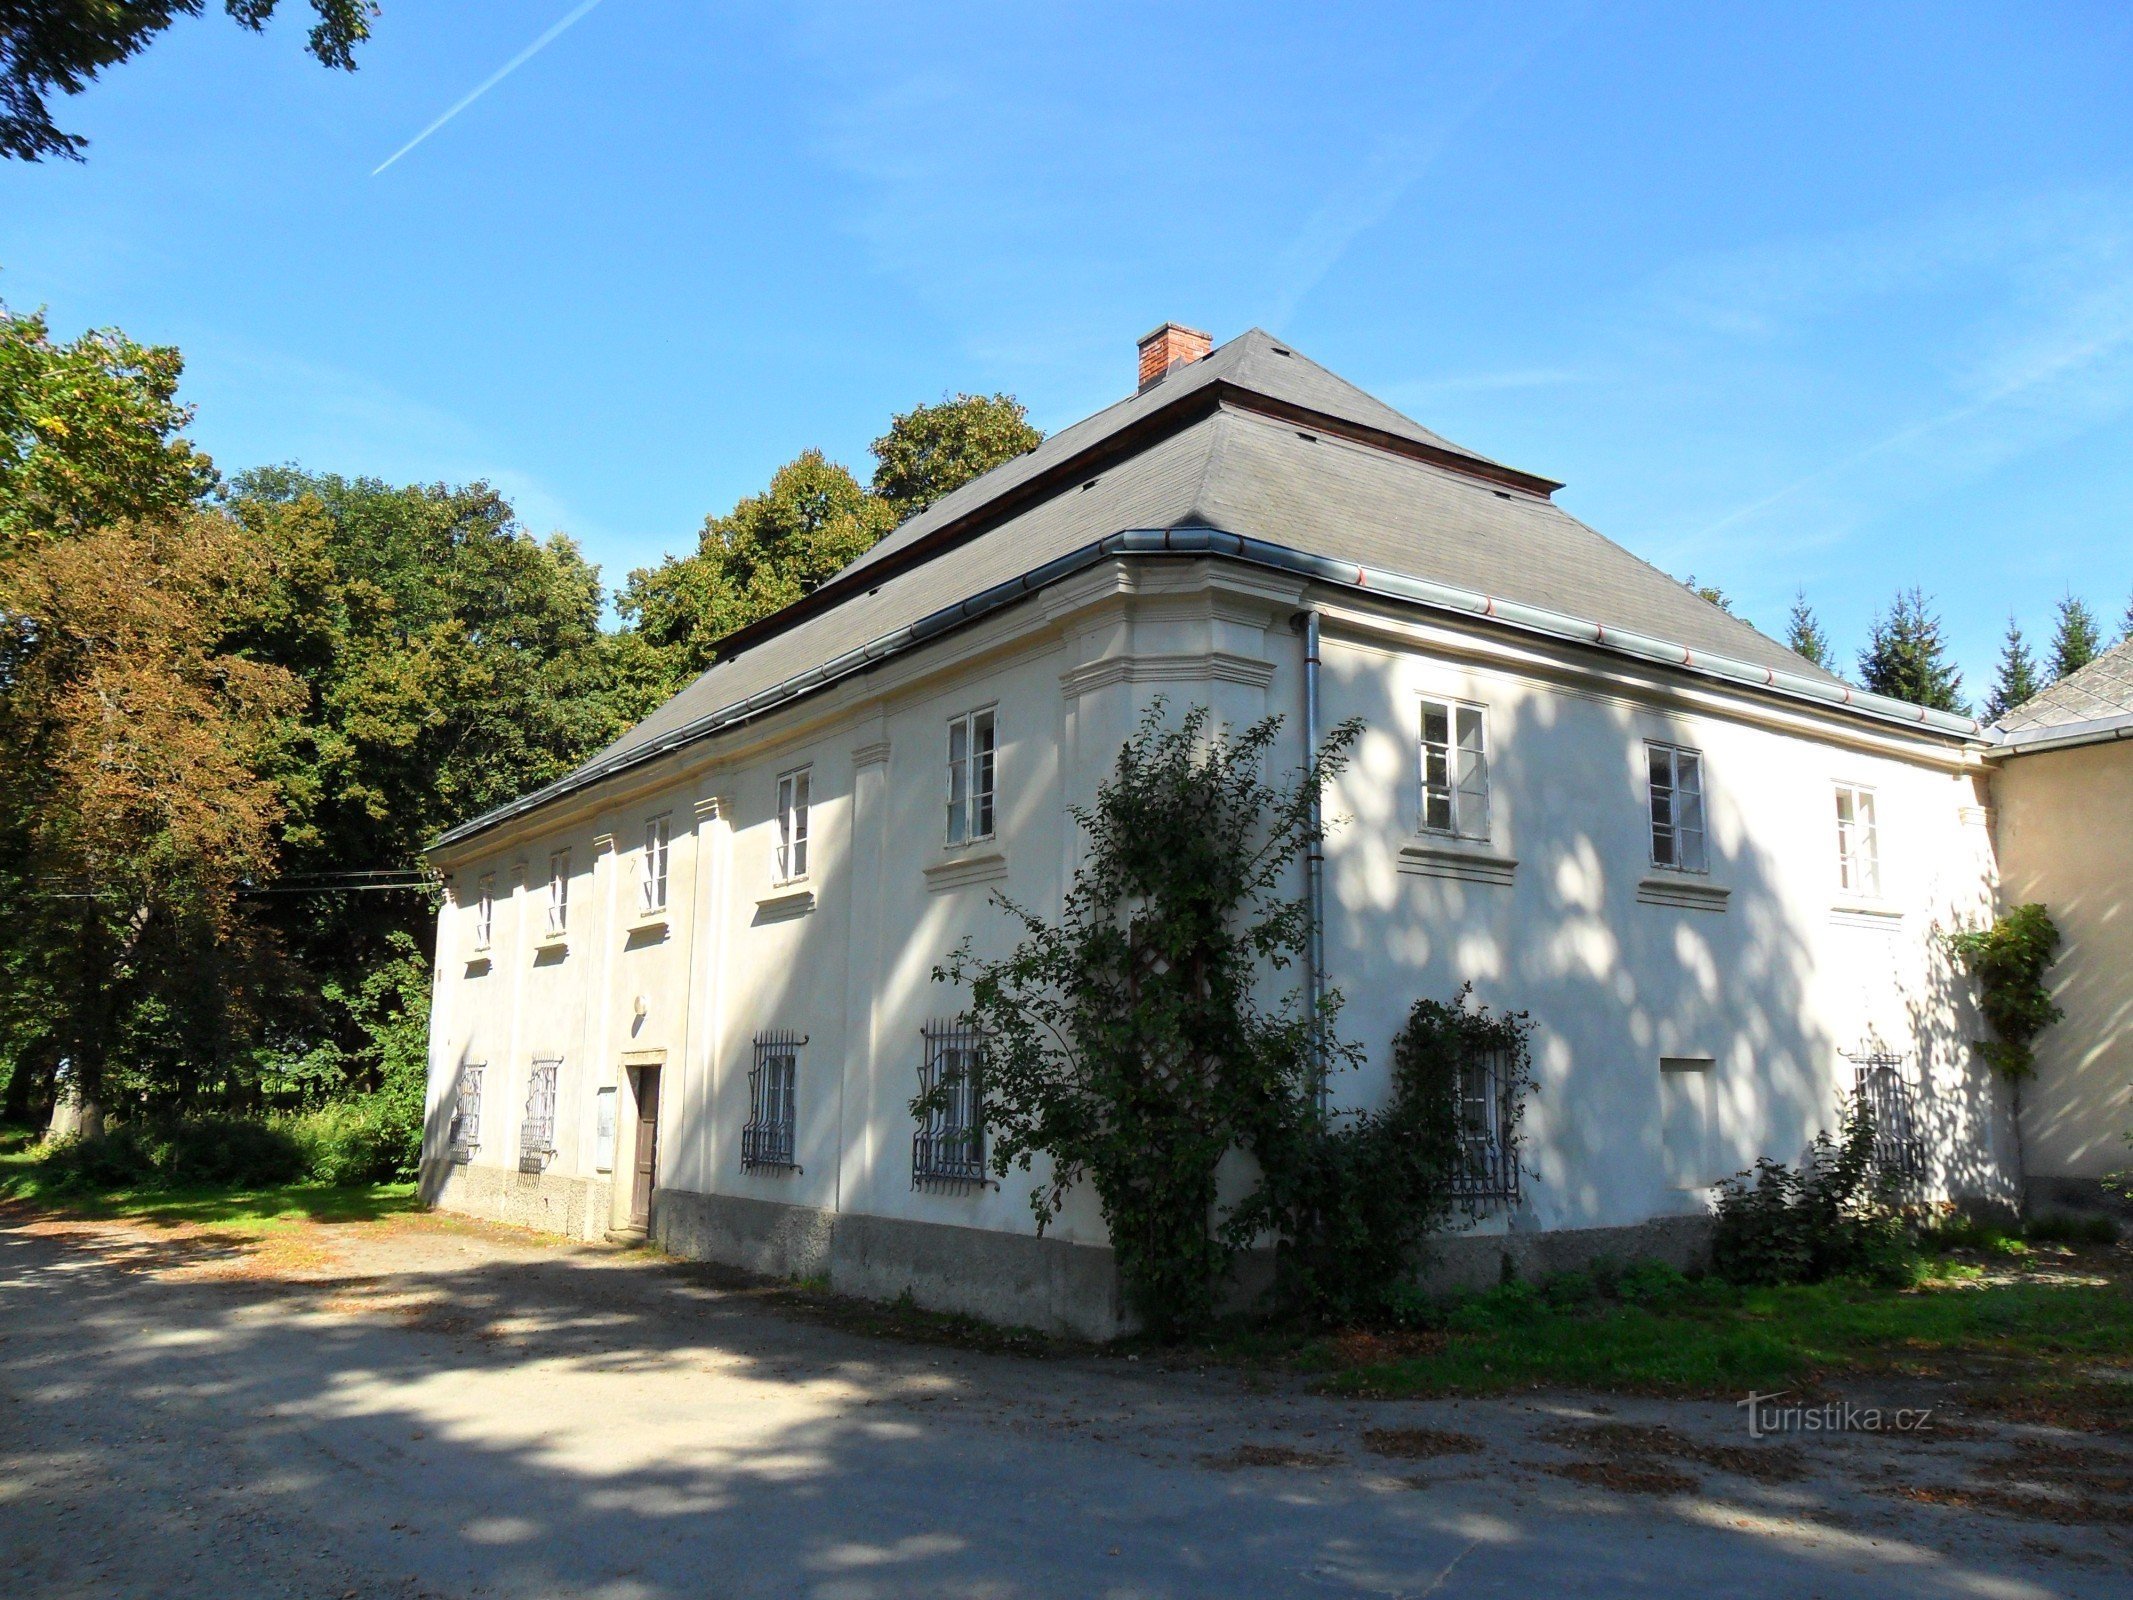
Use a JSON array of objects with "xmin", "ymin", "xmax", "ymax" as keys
[
  {"xmin": 34, "ymin": 1115, "xmax": 308, "ymax": 1191},
  {"xmin": 1947, "ymin": 904, "xmax": 2063, "ymax": 1081},
  {"xmin": 1244, "ymin": 986, "xmax": 1535, "ymax": 1327},
  {"xmin": 280, "ymin": 1100, "xmax": 413, "ymax": 1186},
  {"xmin": 2026, "ymin": 1211, "xmax": 2122, "ymax": 1247},
  {"xmin": 1711, "ymin": 1098, "xmax": 1905, "ymax": 1287}
]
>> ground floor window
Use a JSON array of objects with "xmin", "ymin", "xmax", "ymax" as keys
[
  {"xmin": 913, "ymin": 1020, "xmax": 988, "ymax": 1191},
  {"xmin": 1449, "ymin": 1043, "xmax": 1521, "ymax": 1204},
  {"xmin": 448, "ymin": 1063, "xmax": 484, "ymax": 1160},
  {"xmin": 1849, "ymin": 1049, "xmax": 1924, "ymax": 1181},
  {"xmin": 742, "ymin": 1030, "xmax": 803, "ymax": 1173},
  {"xmin": 521, "ymin": 1056, "xmax": 561, "ymax": 1172}
]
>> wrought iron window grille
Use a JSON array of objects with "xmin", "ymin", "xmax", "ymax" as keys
[
  {"xmin": 520, "ymin": 1055, "xmax": 561, "ymax": 1173},
  {"xmin": 742, "ymin": 1029, "xmax": 804, "ymax": 1174},
  {"xmin": 913, "ymin": 1020, "xmax": 993, "ymax": 1192},
  {"xmin": 1448, "ymin": 1044, "xmax": 1521, "ymax": 1205},
  {"xmin": 1845, "ymin": 1048, "xmax": 1925, "ymax": 1182},
  {"xmin": 448, "ymin": 1063, "xmax": 484, "ymax": 1161}
]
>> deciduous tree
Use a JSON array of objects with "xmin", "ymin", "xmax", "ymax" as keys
[
  {"xmin": 870, "ymin": 393, "xmax": 1041, "ymax": 521},
  {"xmin": 1, "ymin": 1, "xmax": 376, "ymax": 161}
]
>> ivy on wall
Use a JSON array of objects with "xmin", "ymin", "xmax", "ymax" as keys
[{"xmin": 1948, "ymin": 903, "xmax": 2064, "ymax": 1082}]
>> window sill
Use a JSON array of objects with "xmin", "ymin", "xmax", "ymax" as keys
[
  {"xmin": 1830, "ymin": 900, "xmax": 1903, "ymax": 932},
  {"xmin": 924, "ymin": 850, "xmax": 1009, "ymax": 894},
  {"xmin": 1636, "ymin": 875, "xmax": 1729, "ymax": 912},
  {"xmin": 1398, "ymin": 839, "xmax": 1515, "ymax": 887},
  {"xmin": 631, "ymin": 907, "xmax": 670, "ymax": 933},
  {"xmin": 536, "ymin": 929, "xmax": 570, "ymax": 950},
  {"xmin": 754, "ymin": 888, "xmax": 815, "ymax": 925}
]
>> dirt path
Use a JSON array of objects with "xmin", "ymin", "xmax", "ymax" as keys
[{"xmin": 2, "ymin": 1204, "xmax": 2127, "ymax": 1599}]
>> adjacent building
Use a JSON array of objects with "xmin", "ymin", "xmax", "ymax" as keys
[
  {"xmin": 1988, "ymin": 639, "xmax": 2133, "ymax": 1209},
  {"xmin": 421, "ymin": 325, "xmax": 2024, "ymax": 1336}
]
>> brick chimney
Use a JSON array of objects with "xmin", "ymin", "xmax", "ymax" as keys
[{"xmin": 1137, "ymin": 322, "xmax": 1213, "ymax": 390}]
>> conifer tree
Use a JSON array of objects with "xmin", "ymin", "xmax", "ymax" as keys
[
  {"xmin": 2120, "ymin": 588, "xmax": 2133, "ymax": 645},
  {"xmin": 1784, "ymin": 589, "xmax": 1832, "ymax": 671},
  {"xmin": 1983, "ymin": 615, "xmax": 2042, "ymax": 723},
  {"xmin": 2050, "ymin": 595, "xmax": 2104, "ymax": 681},
  {"xmin": 1857, "ymin": 588, "xmax": 1967, "ymax": 714}
]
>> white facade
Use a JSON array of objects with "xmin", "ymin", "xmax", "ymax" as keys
[{"xmin": 423, "ymin": 557, "xmax": 2017, "ymax": 1331}]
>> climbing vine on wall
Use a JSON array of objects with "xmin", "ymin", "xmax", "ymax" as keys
[{"xmin": 1947, "ymin": 902, "xmax": 2064, "ymax": 1081}]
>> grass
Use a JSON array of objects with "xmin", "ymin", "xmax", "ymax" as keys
[
  {"xmin": 0, "ymin": 1122, "xmax": 418, "ymax": 1230},
  {"xmin": 1303, "ymin": 1256, "xmax": 2133, "ymax": 1427}
]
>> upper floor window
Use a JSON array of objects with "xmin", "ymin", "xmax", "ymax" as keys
[
  {"xmin": 473, "ymin": 873, "xmax": 495, "ymax": 950},
  {"xmin": 1834, "ymin": 784, "xmax": 1880, "ymax": 897},
  {"xmin": 775, "ymin": 768, "xmax": 811, "ymax": 883},
  {"xmin": 1646, "ymin": 742, "xmax": 1707, "ymax": 873},
  {"xmin": 641, "ymin": 815, "xmax": 671, "ymax": 914},
  {"xmin": 545, "ymin": 850, "xmax": 571, "ymax": 934},
  {"xmin": 947, "ymin": 708, "xmax": 996, "ymax": 845},
  {"xmin": 1420, "ymin": 699, "xmax": 1490, "ymax": 841}
]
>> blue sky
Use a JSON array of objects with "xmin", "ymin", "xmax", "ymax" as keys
[{"xmin": 5, "ymin": 1, "xmax": 2132, "ymax": 693}]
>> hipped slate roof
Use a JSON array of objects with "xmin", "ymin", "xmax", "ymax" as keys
[
  {"xmin": 1993, "ymin": 637, "xmax": 2133, "ymax": 754},
  {"xmin": 434, "ymin": 330, "xmax": 1973, "ymax": 851}
]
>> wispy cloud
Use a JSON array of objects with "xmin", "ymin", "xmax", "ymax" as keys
[{"xmin": 373, "ymin": 0, "xmax": 609, "ymax": 177}]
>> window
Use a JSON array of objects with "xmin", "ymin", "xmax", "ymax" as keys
[
  {"xmin": 448, "ymin": 1063, "xmax": 484, "ymax": 1159},
  {"xmin": 473, "ymin": 874, "xmax": 494, "ymax": 951},
  {"xmin": 1420, "ymin": 699, "xmax": 1490, "ymax": 840},
  {"xmin": 1646, "ymin": 742, "xmax": 1708, "ymax": 873},
  {"xmin": 913, "ymin": 1020, "xmax": 988, "ymax": 1190},
  {"xmin": 1849, "ymin": 1050, "xmax": 1923, "ymax": 1182},
  {"xmin": 521, "ymin": 1055, "xmax": 561, "ymax": 1171},
  {"xmin": 1834, "ymin": 784, "xmax": 1880, "ymax": 897},
  {"xmin": 545, "ymin": 850, "xmax": 570, "ymax": 935},
  {"xmin": 1447, "ymin": 1043, "xmax": 1521, "ymax": 1204},
  {"xmin": 742, "ymin": 1030, "xmax": 803, "ymax": 1173},
  {"xmin": 641, "ymin": 814, "xmax": 671, "ymax": 914},
  {"xmin": 775, "ymin": 769, "xmax": 810, "ymax": 882},
  {"xmin": 946, "ymin": 708, "xmax": 997, "ymax": 845}
]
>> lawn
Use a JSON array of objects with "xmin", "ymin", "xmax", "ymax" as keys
[
  {"xmin": 0, "ymin": 1123, "xmax": 418, "ymax": 1230},
  {"xmin": 1301, "ymin": 1254, "xmax": 2133, "ymax": 1427}
]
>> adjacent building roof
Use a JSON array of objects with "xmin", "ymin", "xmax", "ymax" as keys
[
  {"xmin": 1993, "ymin": 637, "xmax": 2133, "ymax": 755},
  {"xmin": 434, "ymin": 329, "xmax": 1979, "ymax": 851}
]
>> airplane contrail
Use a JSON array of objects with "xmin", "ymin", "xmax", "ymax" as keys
[{"xmin": 373, "ymin": 0, "xmax": 610, "ymax": 177}]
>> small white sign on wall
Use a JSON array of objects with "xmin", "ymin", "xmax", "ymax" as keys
[{"xmin": 594, "ymin": 1086, "xmax": 618, "ymax": 1173}]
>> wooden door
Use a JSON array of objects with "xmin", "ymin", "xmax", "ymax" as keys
[{"xmin": 630, "ymin": 1064, "xmax": 661, "ymax": 1230}]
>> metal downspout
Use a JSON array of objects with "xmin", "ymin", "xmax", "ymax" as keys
[{"xmin": 1295, "ymin": 608, "xmax": 1328, "ymax": 1113}]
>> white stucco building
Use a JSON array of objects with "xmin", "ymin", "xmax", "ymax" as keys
[{"xmin": 421, "ymin": 325, "xmax": 2022, "ymax": 1336}]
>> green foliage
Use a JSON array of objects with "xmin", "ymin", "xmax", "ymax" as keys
[
  {"xmin": 869, "ymin": 392, "xmax": 1041, "ymax": 521},
  {"xmin": 1857, "ymin": 588, "xmax": 1967, "ymax": 714},
  {"xmin": 0, "ymin": 300, "xmax": 217, "ymax": 548},
  {"xmin": 1711, "ymin": 1097, "xmax": 1905, "ymax": 1287},
  {"xmin": 2049, "ymin": 593, "xmax": 2104, "ymax": 682},
  {"xmin": 1242, "ymin": 985, "xmax": 1534, "ymax": 1327},
  {"xmin": 939, "ymin": 703, "xmax": 1359, "ymax": 1340},
  {"xmin": 1678, "ymin": 574, "xmax": 1734, "ymax": 614},
  {"xmin": 2023, "ymin": 1212, "xmax": 2120, "ymax": 1247},
  {"xmin": 618, "ymin": 449, "xmax": 896, "ymax": 686},
  {"xmin": 1784, "ymin": 589, "xmax": 1832, "ymax": 671},
  {"xmin": 1, "ymin": 2, "xmax": 376, "ymax": 162},
  {"xmin": 1947, "ymin": 903, "xmax": 2063, "ymax": 1081},
  {"xmin": 1984, "ymin": 614, "xmax": 2042, "ymax": 723},
  {"xmin": 1317, "ymin": 1270, "xmax": 2133, "ymax": 1400}
]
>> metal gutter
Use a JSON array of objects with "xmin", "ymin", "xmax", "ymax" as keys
[
  {"xmin": 1985, "ymin": 711, "xmax": 2133, "ymax": 758},
  {"xmin": 430, "ymin": 525, "xmax": 1984, "ymax": 853}
]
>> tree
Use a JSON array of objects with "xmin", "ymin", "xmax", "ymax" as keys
[
  {"xmin": 0, "ymin": 512, "xmax": 302, "ymax": 1128},
  {"xmin": 1679, "ymin": 574, "xmax": 1734, "ymax": 614},
  {"xmin": 1983, "ymin": 616, "xmax": 2042, "ymax": 723},
  {"xmin": 1784, "ymin": 589, "xmax": 1832, "ymax": 671},
  {"xmin": 619, "ymin": 450, "xmax": 896, "ymax": 688},
  {"xmin": 937, "ymin": 703, "xmax": 1359, "ymax": 1338},
  {"xmin": 2049, "ymin": 594, "xmax": 2104, "ymax": 682},
  {"xmin": 2, "ymin": 1, "xmax": 376, "ymax": 161},
  {"xmin": 2121, "ymin": 588, "xmax": 2133, "ymax": 644},
  {"xmin": 870, "ymin": 393, "xmax": 1042, "ymax": 521},
  {"xmin": 1857, "ymin": 589, "xmax": 1966, "ymax": 715},
  {"xmin": 0, "ymin": 300, "xmax": 217, "ymax": 550},
  {"xmin": 222, "ymin": 468, "xmax": 653, "ymax": 1089}
]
